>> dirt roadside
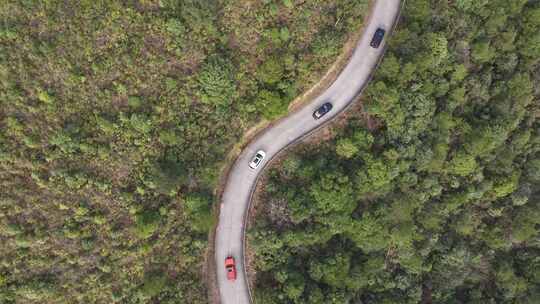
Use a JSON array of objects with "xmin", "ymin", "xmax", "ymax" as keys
[{"xmin": 204, "ymin": 2, "xmax": 376, "ymax": 303}]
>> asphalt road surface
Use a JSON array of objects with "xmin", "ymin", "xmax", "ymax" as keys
[{"xmin": 215, "ymin": 1, "xmax": 402, "ymax": 303}]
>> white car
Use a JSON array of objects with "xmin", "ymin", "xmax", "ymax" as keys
[{"xmin": 249, "ymin": 150, "xmax": 266, "ymax": 169}]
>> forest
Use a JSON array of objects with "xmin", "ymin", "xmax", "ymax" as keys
[
  {"xmin": 250, "ymin": 0, "xmax": 540, "ymax": 303},
  {"xmin": 0, "ymin": 0, "xmax": 369, "ymax": 303}
]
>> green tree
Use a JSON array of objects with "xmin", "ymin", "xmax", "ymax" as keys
[
  {"xmin": 495, "ymin": 261, "xmax": 529, "ymax": 299},
  {"xmin": 257, "ymin": 57, "xmax": 284, "ymax": 85},
  {"xmin": 140, "ymin": 271, "xmax": 168, "ymax": 298},
  {"xmin": 256, "ymin": 89, "xmax": 287, "ymax": 119},
  {"xmin": 309, "ymin": 253, "xmax": 354, "ymax": 288},
  {"xmin": 446, "ymin": 151, "xmax": 477, "ymax": 176},
  {"xmin": 184, "ymin": 193, "xmax": 215, "ymax": 233},
  {"xmin": 310, "ymin": 172, "xmax": 356, "ymax": 216},
  {"xmin": 135, "ymin": 209, "xmax": 161, "ymax": 239},
  {"xmin": 346, "ymin": 213, "xmax": 390, "ymax": 253},
  {"xmin": 197, "ymin": 56, "xmax": 237, "ymax": 107},
  {"xmin": 335, "ymin": 138, "xmax": 359, "ymax": 159},
  {"xmin": 143, "ymin": 158, "xmax": 186, "ymax": 196},
  {"xmin": 427, "ymin": 32, "xmax": 448, "ymax": 67},
  {"xmin": 472, "ymin": 41, "xmax": 496, "ymax": 63},
  {"xmin": 356, "ymin": 156, "xmax": 395, "ymax": 193},
  {"xmin": 511, "ymin": 206, "xmax": 540, "ymax": 243}
]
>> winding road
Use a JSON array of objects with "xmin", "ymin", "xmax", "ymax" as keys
[{"xmin": 215, "ymin": 1, "xmax": 402, "ymax": 303}]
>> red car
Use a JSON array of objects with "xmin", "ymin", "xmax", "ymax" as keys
[{"xmin": 225, "ymin": 256, "xmax": 237, "ymax": 281}]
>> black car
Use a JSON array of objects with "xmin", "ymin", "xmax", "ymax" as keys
[
  {"xmin": 370, "ymin": 28, "xmax": 386, "ymax": 48},
  {"xmin": 313, "ymin": 102, "xmax": 333, "ymax": 120}
]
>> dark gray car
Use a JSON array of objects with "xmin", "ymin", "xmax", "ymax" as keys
[
  {"xmin": 370, "ymin": 28, "xmax": 386, "ymax": 48},
  {"xmin": 313, "ymin": 102, "xmax": 333, "ymax": 120}
]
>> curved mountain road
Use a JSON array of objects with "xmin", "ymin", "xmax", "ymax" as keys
[{"xmin": 215, "ymin": 1, "xmax": 402, "ymax": 303}]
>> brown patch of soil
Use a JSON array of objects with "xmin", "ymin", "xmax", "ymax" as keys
[{"xmin": 421, "ymin": 284, "xmax": 433, "ymax": 304}]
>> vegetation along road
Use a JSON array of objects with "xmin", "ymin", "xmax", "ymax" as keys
[{"xmin": 215, "ymin": 1, "xmax": 402, "ymax": 303}]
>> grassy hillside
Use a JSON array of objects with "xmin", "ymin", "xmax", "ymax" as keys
[
  {"xmin": 250, "ymin": 0, "xmax": 540, "ymax": 303},
  {"xmin": 0, "ymin": 0, "xmax": 369, "ymax": 303}
]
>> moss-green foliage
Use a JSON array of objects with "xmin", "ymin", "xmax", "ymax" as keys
[
  {"xmin": 250, "ymin": 0, "xmax": 540, "ymax": 303},
  {"xmin": 0, "ymin": 0, "xmax": 369, "ymax": 302},
  {"xmin": 197, "ymin": 56, "xmax": 237, "ymax": 107},
  {"xmin": 183, "ymin": 193, "xmax": 215, "ymax": 233},
  {"xmin": 335, "ymin": 138, "xmax": 359, "ymax": 158},
  {"xmin": 140, "ymin": 271, "xmax": 169, "ymax": 299},
  {"xmin": 135, "ymin": 210, "xmax": 161, "ymax": 239}
]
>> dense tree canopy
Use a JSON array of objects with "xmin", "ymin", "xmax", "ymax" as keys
[{"xmin": 250, "ymin": 0, "xmax": 540, "ymax": 303}]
